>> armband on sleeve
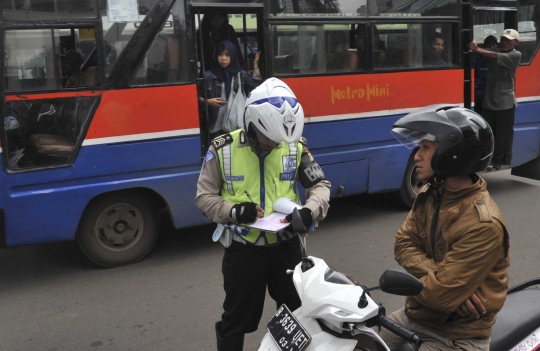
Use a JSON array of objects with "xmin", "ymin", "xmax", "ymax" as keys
[{"xmin": 298, "ymin": 146, "xmax": 326, "ymax": 188}]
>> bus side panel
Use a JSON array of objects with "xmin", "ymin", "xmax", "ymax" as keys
[
  {"xmin": 515, "ymin": 57, "xmax": 540, "ymax": 99},
  {"xmin": 512, "ymin": 101, "xmax": 540, "ymax": 167},
  {"xmin": 283, "ymin": 70, "xmax": 464, "ymax": 120},
  {"xmin": 302, "ymin": 116, "xmax": 411, "ymax": 195},
  {"xmin": 85, "ymin": 85, "xmax": 200, "ymax": 139},
  {"xmin": 1, "ymin": 85, "xmax": 205, "ymax": 247},
  {"xmin": 1, "ymin": 136, "xmax": 208, "ymax": 247}
]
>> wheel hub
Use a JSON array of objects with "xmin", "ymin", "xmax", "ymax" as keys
[{"xmin": 94, "ymin": 204, "xmax": 144, "ymax": 252}]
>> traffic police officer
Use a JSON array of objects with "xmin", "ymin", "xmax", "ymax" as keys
[{"xmin": 195, "ymin": 78, "xmax": 331, "ymax": 351}]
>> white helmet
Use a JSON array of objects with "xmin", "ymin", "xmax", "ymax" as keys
[{"xmin": 244, "ymin": 78, "xmax": 304, "ymax": 144}]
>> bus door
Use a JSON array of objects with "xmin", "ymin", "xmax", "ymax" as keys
[
  {"xmin": 2, "ymin": 24, "xmax": 102, "ymax": 171},
  {"xmin": 468, "ymin": 1, "xmax": 540, "ymax": 180},
  {"xmin": 462, "ymin": 1, "xmax": 517, "ymax": 108},
  {"xmin": 188, "ymin": 0, "xmax": 264, "ymax": 152}
]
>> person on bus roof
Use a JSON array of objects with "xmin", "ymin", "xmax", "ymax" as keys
[
  {"xmin": 199, "ymin": 40, "xmax": 261, "ymax": 140},
  {"xmin": 381, "ymin": 105, "xmax": 509, "ymax": 351},
  {"xmin": 198, "ymin": 10, "xmax": 247, "ymax": 72},
  {"xmin": 424, "ymin": 33, "xmax": 448, "ymax": 67},
  {"xmin": 195, "ymin": 78, "xmax": 331, "ymax": 351}
]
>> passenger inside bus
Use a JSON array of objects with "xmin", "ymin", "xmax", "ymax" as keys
[
  {"xmin": 199, "ymin": 40, "xmax": 261, "ymax": 140},
  {"xmin": 424, "ymin": 33, "xmax": 448, "ymax": 67},
  {"xmin": 349, "ymin": 25, "xmax": 367, "ymax": 71},
  {"xmin": 198, "ymin": 11, "xmax": 246, "ymax": 72},
  {"xmin": 62, "ymin": 50, "xmax": 98, "ymax": 87},
  {"xmin": 349, "ymin": 25, "xmax": 386, "ymax": 70}
]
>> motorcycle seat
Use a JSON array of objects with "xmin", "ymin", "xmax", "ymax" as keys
[{"xmin": 490, "ymin": 289, "xmax": 540, "ymax": 351}]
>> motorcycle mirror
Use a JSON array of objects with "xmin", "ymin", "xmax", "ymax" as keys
[{"xmin": 379, "ymin": 269, "xmax": 423, "ymax": 296}]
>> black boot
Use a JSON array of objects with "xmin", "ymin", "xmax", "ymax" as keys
[{"xmin": 215, "ymin": 321, "xmax": 244, "ymax": 351}]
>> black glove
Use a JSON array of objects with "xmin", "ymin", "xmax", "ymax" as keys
[
  {"xmin": 230, "ymin": 202, "xmax": 258, "ymax": 224},
  {"xmin": 285, "ymin": 208, "xmax": 313, "ymax": 232}
]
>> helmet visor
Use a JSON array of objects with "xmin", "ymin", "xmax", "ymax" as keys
[{"xmin": 391, "ymin": 127, "xmax": 437, "ymax": 149}]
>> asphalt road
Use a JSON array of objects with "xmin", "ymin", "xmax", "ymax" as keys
[{"xmin": 1, "ymin": 170, "xmax": 539, "ymax": 351}]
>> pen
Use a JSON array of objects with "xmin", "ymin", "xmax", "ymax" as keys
[{"xmin": 245, "ymin": 191, "xmax": 255, "ymax": 203}]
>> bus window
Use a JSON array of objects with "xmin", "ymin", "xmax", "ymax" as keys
[
  {"xmin": 3, "ymin": 0, "xmax": 96, "ymax": 20},
  {"xmin": 3, "ymin": 27, "xmax": 99, "ymax": 170},
  {"xmin": 5, "ymin": 28, "xmax": 98, "ymax": 91},
  {"xmin": 100, "ymin": 0, "xmax": 161, "ymax": 76},
  {"xmin": 3, "ymin": 96, "xmax": 99, "ymax": 170},
  {"xmin": 4, "ymin": 29, "xmax": 57, "ymax": 91},
  {"xmin": 129, "ymin": 1, "xmax": 190, "ymax": 86},
  {"xmin": 269, "ymin": 0, "xmax": 458, "ymax": 17},
  {"xmin": 271, "ymin": 24, "xmax": 351, "ymax": 75},
  {"xmin": 518, "ymin": 0, "xmax": 539, "ymax": 64},
  {"xmin": 374, "ymin": 23, "xmax": 457, "ymax": 70}
]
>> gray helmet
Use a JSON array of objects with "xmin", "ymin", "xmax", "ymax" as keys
[{"xmin": 391, "ymin": 104, "xmax": 494, "ymax": 178}]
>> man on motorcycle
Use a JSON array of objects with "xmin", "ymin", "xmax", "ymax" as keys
[
  {"xmin": 195, "ymin": 78, "xmax": 331, "ymax": 351},
  {"xmin": 382, "ymin": 105, "xmax": 510, "ymax": 350}
]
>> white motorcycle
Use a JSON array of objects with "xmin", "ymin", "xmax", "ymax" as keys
[{"xmin": 257, "ymin": 210, "xmax": 540, "ymax": 351}]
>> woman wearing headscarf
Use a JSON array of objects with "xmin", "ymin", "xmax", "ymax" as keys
[
  {"xmin": 199, "ymin": 40, "xmax": 262, "ymax": 139},
  {"xmin": 198, "ymin": 11, "xmax": 247, "ymax": 71}
]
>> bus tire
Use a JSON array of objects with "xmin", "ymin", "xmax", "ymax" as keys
[
  {"xmin": 395, "ymin": 148, "xmax": 424, "ymax": 208},
  {"xmin": 77, "ymin": 192, "xmax": 160, "ymax": 268}
]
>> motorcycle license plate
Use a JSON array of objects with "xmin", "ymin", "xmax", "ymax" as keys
[{"xmin": 267, "ymin": 304, "xmax": 311, "ymax": 351}]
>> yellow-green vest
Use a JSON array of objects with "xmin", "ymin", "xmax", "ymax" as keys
[{"xmin": 217, "ymin": 129, "xmax": 301, "ymax": 244}]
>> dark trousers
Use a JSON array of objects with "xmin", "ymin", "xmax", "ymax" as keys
[
  {"xmin": 482, "ymin": 107, "xmax": 515, "ymax": 166},
  {"xmin": 219, "ymin": 237, "xmax": 302, "ymax": 338},
  {"xmin": 474, "ymin": 94, "xmax": 485, "ymax": 118}
]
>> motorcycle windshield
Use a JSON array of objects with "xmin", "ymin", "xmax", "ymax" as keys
[{"xmin": 324, "ymin": 267, "xmax": 356, "ymax": 285}]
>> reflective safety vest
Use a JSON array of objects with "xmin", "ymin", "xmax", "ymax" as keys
[{"xmin": 217, "ymin": 129, "xmax": 301, "ymax": 245}]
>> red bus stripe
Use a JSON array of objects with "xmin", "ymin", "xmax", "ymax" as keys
[
  {"xmin": 5, "ymin": 90, "xmax": 101, "ymax": 101},
  {"xmin": 85, "ymin": 85, "xmax": 200, "ymax": 140}
]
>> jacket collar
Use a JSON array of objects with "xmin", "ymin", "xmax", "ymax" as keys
[
  {"xmin": 237, "ymin": 129, "xmax": 284, "ymax": 149},
  {"xmin": 416, "ymin": 174, "xmax": 485, "ymax": 206}
]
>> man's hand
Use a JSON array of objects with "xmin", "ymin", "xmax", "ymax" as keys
[
  {"xmin": 206, "ymin": 98, "xmax": 227, "ymax": 108},
  {"xmin": 230, "ymin": 202, "xmax": 263, "ymax": 224},
  {"xmin": 455, "ymin": 292, "xmax": 486, "ymax": 319},
  {"xmin": 469, "ymin": 41, "xmax": 479, "ymax": 52},
  {"xmin": 280, "ymin": 208, "xmax": 313, "ymax": 232}
]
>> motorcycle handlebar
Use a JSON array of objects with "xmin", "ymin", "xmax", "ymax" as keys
[{"xmin": 377, "ymin": 315, "xmax": 421, "ymax": 344}]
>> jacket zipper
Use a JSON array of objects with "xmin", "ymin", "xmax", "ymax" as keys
[
  {"xmin": 430, "ymin": 189, "xmax": 444, "ymax": 260},
  {"xmin": 258, "ymin": 154, "xmax": 268, "ymax": 241}
]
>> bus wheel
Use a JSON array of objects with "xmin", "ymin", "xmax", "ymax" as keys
[
  {"xmin": 77, "ymin": 192, "xmax": 159, "ymax": 268},
  {"xmin": 396, "ymin": 149, "xmax": 425, "ymax": 208}
]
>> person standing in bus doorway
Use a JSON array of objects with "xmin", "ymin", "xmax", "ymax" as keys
[
  {"xmin": 470, "ymin": 29, "xmax": 521, "ymax": 170},
  {"xmin": 195, "ymin": 78, "xmax": 331, "ymax": 351},
  {"xmin": 198, "ymin": 10, "xmax": 247, "ymax": 72},
  {"xmin": 199, "ymin": 40, "xmax": 261, "ymax": 140},
  {"xmin": 380, "ymin": 105, "xmax": 509, "ymax": 351},
  {"xmin": 424, "ymin": 33, "xmax": 448, "ymax": 67},
  {"xmin": 474, "ymin": 35, "xmax": 498, "ymax": 118}
]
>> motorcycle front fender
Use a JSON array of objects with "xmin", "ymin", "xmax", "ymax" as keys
[{"xmin": 257, "ymin": 310, "xmax": 358, "ymax": 351}]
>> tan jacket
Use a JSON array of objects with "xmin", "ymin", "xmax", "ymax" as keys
[
  {"xmin": 195, "ymin": 133, "xmax": 331, "ymax": 232},
  {"xmin": 395, "ymin": 176, "xmax": 509, "ymax": 339}
]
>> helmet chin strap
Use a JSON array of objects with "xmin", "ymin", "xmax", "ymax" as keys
[
  {"xmin": 427, "ymin": 175, "xmax": 445, "ymax": 189},
  {"xmin": 247, "ymin": 124, "xmax": 259, "ymax": 147}
]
